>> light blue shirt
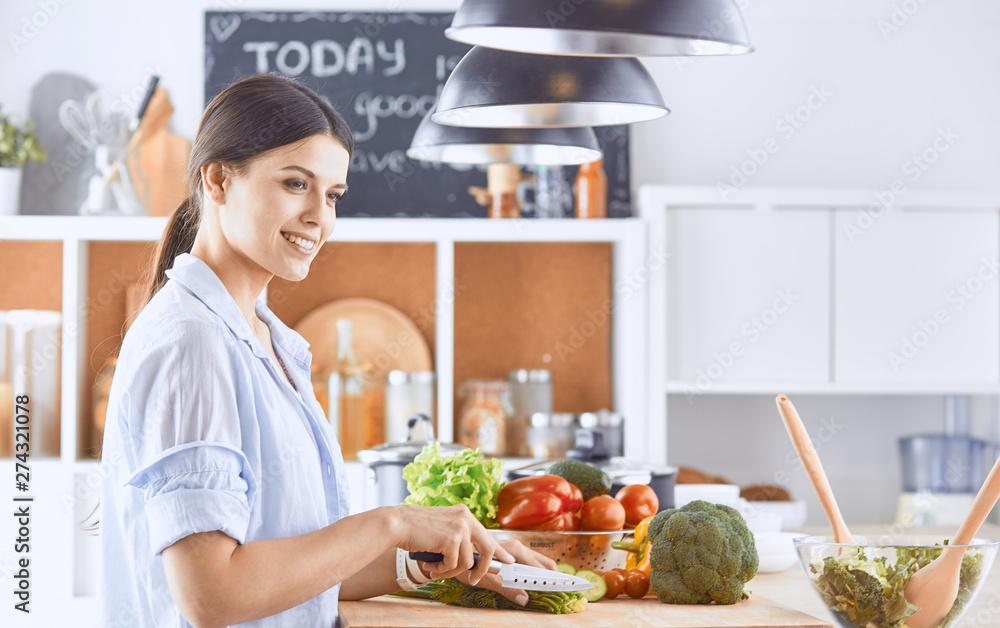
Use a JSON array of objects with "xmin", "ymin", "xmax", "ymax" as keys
[{"xmin": 101, "ymin": 253, "xmax": 349, "ymax": 627}]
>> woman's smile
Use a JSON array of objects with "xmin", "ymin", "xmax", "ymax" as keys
[{"xmin": 281, "ymin": 230, "xmax": 318, "ymax": 253}]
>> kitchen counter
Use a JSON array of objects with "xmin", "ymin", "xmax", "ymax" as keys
[{"xmin": 339, "ymin": 524, "xmax": 1000, "ymax": 627}]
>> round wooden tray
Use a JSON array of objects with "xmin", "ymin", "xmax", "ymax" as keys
[{"xmin": 294, "ymin": 297, "xmax": 433, "ymax": 382}]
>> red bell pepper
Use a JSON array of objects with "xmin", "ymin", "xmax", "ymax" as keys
[{"xmin": 497, "ymin": 475, "xmax": 581, "ymax": 530}]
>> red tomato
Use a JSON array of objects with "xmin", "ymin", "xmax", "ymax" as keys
[
  {"xmin": 623, "ymin": 569, "xmax": 650, "ymax": 599},
  {"xmin": 580, "ymin": 495, "xmax": 626, "ymax": 531},
  {"xmin": 498, "ymin": 492, "xmax": 564, "ymax": 530},
  {"xmin": 603, "ymin": 570, "xmax": 625, "ymax": 599},
  {"xmin": 615, "ymin": 484, "xmax": 659, "ymax": 526},
  {"xmin": 498, "ymin": 475, "xmax": 578, "ymax": 511},
  {"xmin": 566, "ymin": 482, "xmax": 583, "ymax": 513}
]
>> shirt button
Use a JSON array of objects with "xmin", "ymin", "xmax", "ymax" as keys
[{"xmin": 325, "ymin": 462, "xmax": 333, "ymax": 477}]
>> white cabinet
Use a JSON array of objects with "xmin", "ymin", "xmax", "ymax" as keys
[
  {"xmin": 666, "ymin": 207, "xmax": 831, "ymax": 389},
  {"xmin": 834, "ymin": 209, "xmax": 1000, "ymax": 384}
]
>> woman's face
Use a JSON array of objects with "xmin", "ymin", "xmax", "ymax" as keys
[{"xmin": 214, "ymin": 133, "xmax": 350, "ymax": 282}]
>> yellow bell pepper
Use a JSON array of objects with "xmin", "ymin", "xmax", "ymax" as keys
[{"xmin": 615, "ymin": 514, "xmax": 654, "ymax": 574}]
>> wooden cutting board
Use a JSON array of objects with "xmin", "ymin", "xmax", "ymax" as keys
[{"xmin": 339, "ymin": 594, "xmax": 833, "ymax": 628}]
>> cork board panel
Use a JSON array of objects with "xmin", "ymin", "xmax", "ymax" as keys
[
  {"xmin": 0, "ymin": 241, "xmax": 62, "ymax": 311},
  {"xmin": 84, "ymin": 241, "xmax": 158, "ymax": 459},
  {"xmin": 454, "ymin": 242, "xmax": 613, "ymax": 436},
  {"xmin": 268, "ymin": 242, "xmax": 437, "ymax": 349}
]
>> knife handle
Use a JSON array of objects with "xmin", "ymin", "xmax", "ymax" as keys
[{"xmin": 408, "ymin": 551, "xmax": 479, "ymax": 567}]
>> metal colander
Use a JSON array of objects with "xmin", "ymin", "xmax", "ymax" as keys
[{"xmin": 488, "ymin": 529, "xmax": 629, "ymax": 572}]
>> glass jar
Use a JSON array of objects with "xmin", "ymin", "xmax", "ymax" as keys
[
  {"xmin": 384, "ymin": 370, "xmax": 435, "ymax": 444},
  {"xmin": 456, "ymin": 380, "xmax": 513, "ymax": 455},
  {"xmin": 526, "ymin": 412, "xmax": 576, "ymax": 458},
  {"xmin": 506, "ymin": 369, "xmax": 552, "ymax": 457}
]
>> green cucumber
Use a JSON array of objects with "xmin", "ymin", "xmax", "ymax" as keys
[
  {"xmin": 556, "ymin": 562, "xmax": 577, "ymax": 575},
  {"xmin": 573, "ymin": 569, "xmax": 607, "ymax": 602}
]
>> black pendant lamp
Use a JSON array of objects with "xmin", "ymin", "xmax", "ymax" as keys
[
  {"xmin": 407, "ymin": 108, "xmax": 602, "ymax": 165},
  {"xmin": 446, "ymin": 0, "xmax": 753, "ymax": 57},
  {"xmin": 432, "ymin": 47, "xmax": 668, "ymax": 128}
]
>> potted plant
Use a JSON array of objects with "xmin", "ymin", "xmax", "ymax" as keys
[{"xmin": 0, "ymin": 108, "xmax": 47, "ymax": 215}]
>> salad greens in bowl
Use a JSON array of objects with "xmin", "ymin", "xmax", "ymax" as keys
[{"xmin": 794, "ymin": 535, "xmax": 999, "ymax": 628}]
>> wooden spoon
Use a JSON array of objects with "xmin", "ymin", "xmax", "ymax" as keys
[
  {"xmin": 775, "ymin": 394, "xmax": 855, "ymax": 544},
  {"xmin": 903, "ymin": 449, "xmax": 1000, "ymax": 628}
]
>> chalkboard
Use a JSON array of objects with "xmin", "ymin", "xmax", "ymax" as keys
[{"xmin": 205, "ymin": 11, "xmax": 631, "ymax": 218}]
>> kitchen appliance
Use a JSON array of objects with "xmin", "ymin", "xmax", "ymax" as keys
[
  {"xmin": 509, "ymin": 429, "xmax": 677, "ymax": 510},
  {"xmin": 895, "ymin": 396, "xmax": 996, "ymax": 527},
  {"xmin": 408, "ymin": 551, "xmax": 593, "ymax": 592},
  {"xmin": 358, "ymin": 414, "xmax": 467, "ymax": 509},
  {"xmin": 507, "ymin": 369, "xmax": 552, "ymax": 456}
]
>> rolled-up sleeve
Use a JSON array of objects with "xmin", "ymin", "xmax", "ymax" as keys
[
  {"xmin": 126, "ymin": 441, "xmax": 258, "ymax": 556},
  {"xmin": 118, "ymin": 318, "xmax": 257, "ymax": 557}
]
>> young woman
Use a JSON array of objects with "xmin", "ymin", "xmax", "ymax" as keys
[{"xmin": 100, "ymin": 74, "xmax": 553, "ymax": 628}]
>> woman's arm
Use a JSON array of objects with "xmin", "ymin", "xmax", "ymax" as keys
[{"xmin": 161, "ymin": 504, "xmax": 514, "ymax": 628}]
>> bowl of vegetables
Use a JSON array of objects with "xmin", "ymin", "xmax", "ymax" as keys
[{"xmin": 794, "ymin": 535, "xmax": 999, "ymax": 628}]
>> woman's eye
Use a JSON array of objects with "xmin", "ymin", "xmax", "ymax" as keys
[
  {"xmin": 328, "ymin": 191, "xmax": 342, "ymax": 203},
  {"xmin": 285, "ymin": 179, "xmax": 306, "ymax": 190}
]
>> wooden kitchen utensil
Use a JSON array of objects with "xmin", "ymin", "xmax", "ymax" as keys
[
  {"xmin": 774, "ymin": 394, "xmax": 855, "ymax": 544},
  {"xmin": 903, "ymin": 450, "xmax": 1000, "ymax": 628}
]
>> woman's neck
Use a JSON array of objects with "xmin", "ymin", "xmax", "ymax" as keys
[{"xmin": 189, "ymin": 239, "xmax": 271, "ymax": 330}]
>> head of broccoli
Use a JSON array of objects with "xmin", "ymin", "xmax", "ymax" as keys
[{"xmin": 647, "ymin": 500, "xmax": 759, "ymax": 605}]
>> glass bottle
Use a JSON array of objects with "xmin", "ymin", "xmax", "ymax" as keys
[
  {"xmin": 311, "ymin": 363, "xmax": 329, "ymax": 420},
  {"xmin": 575, "ymin": 158, "xmax": 607, "ymax": 219},
  {"xmin": 91, "ymin": 356, "xmax": 117, "ymax": 457},
  {"xmin": 330, "ymin": 319, "xmax": 367, "ymax": 460},
  {"xmin": 487, "ymin": 163, "xmax": 521, "ymax": 219}
]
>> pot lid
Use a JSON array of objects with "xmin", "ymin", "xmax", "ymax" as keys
[
  {"xmin": 357, "ymin": 413, "xmax": 469, "ymax": 464},
  {"xmin": 510, "ymin": 457, "xmax": 677, "ymax": 484},
  {"xmin": 358, "ymin": 439, "xmax": 468, "ymax": 464}
]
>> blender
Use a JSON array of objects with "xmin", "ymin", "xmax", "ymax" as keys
[{"xmin": 895, "ymin": 396, "xmax": 993, "ymax": 526}]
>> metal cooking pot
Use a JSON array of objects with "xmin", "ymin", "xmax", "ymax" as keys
[
  {"xmin": 357, "ymin": 414, "xmax": 468, "ymax": 508},
  {"xmin": 508, "ymin": 429, "xmax": 677, "ymax": 510}
]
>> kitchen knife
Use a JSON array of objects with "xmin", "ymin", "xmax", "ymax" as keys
[{"xmin": 408, "ymin": 551, "xmax": 594, "ymax": 592}]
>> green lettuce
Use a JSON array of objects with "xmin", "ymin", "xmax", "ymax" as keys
[
  {"xmin": 810, "ymin": 544, "xmax": 985, "ymax": 628},
  {"xmin": 402, "ymin": 443, "xmax": 505, "ymax": 528}
]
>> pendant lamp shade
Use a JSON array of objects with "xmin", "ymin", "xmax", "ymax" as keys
[
  {"xmin": 407, "ymin": 108, "xmax": 602, "ymax": 165},
  {"xmin": 446, "ymin": 0, "xmax": 753, "ymax": 57},
  {"xmin": 432, "ymin": 47, "xmax": 668, "ymax": 128}
]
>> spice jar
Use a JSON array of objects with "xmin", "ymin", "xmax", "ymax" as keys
[{"xmin": 456, "ymin": 380, "xmax": 513, "ymax": 455}]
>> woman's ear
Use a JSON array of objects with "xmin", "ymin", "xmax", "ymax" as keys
[{"xmin": 201, "ymin": 162, "xmax": 229, "ymax": 206}]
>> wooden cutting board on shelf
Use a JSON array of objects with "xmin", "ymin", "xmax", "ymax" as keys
[{"xmin": 338, "ymin": 595, "xmax": 832, "ymax": 628}]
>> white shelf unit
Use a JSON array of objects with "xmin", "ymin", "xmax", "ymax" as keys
[
  {"xmin": 0, "ymin": 214, "xmax": 652, "ymax": 625},
  {"xmin": 640, "ymin": 185, "xmax": 1000, "ymax": 450}
]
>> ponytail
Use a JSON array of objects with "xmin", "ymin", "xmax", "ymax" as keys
[{"xmin": 145, "ymin": 195, "xmax": 201, "ymax": 305}]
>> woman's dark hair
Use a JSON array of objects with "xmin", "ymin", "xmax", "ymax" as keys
[{"xmin": 145, "ymin": 73, "xmax": 354, "ymax": 304}]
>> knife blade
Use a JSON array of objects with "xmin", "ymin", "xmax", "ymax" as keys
[{"xmin": 409, "ymin": 551, "xmax": 594, "ymax": 592}]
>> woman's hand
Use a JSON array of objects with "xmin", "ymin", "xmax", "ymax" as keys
[
  {"xmin": 450, "ymin": 539, "xmax": 559, "ymax": 606},
  {"xmin": 389, "ymin": 503, "xmax": 515, "ymax": 585}
]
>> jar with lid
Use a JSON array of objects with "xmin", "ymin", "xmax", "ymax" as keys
[
  {"xmin": 456, "ymin": 380, "xmax": 513, "ymax": 455},
  {"xmin": 526, "ymin": 412, "xmax": 576, "ymax": 458},
  {"xmin": 506, "ymin": 369, "xmax": 552, "ymax": 457},
  {"xmin": 384, "ymin": 370, "xmax": 436, "ymax": 444}
]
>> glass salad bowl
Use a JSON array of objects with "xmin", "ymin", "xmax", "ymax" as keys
[{"xmin": 794, "ymin": 535, "xmax": 999, "ymax": 628}]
